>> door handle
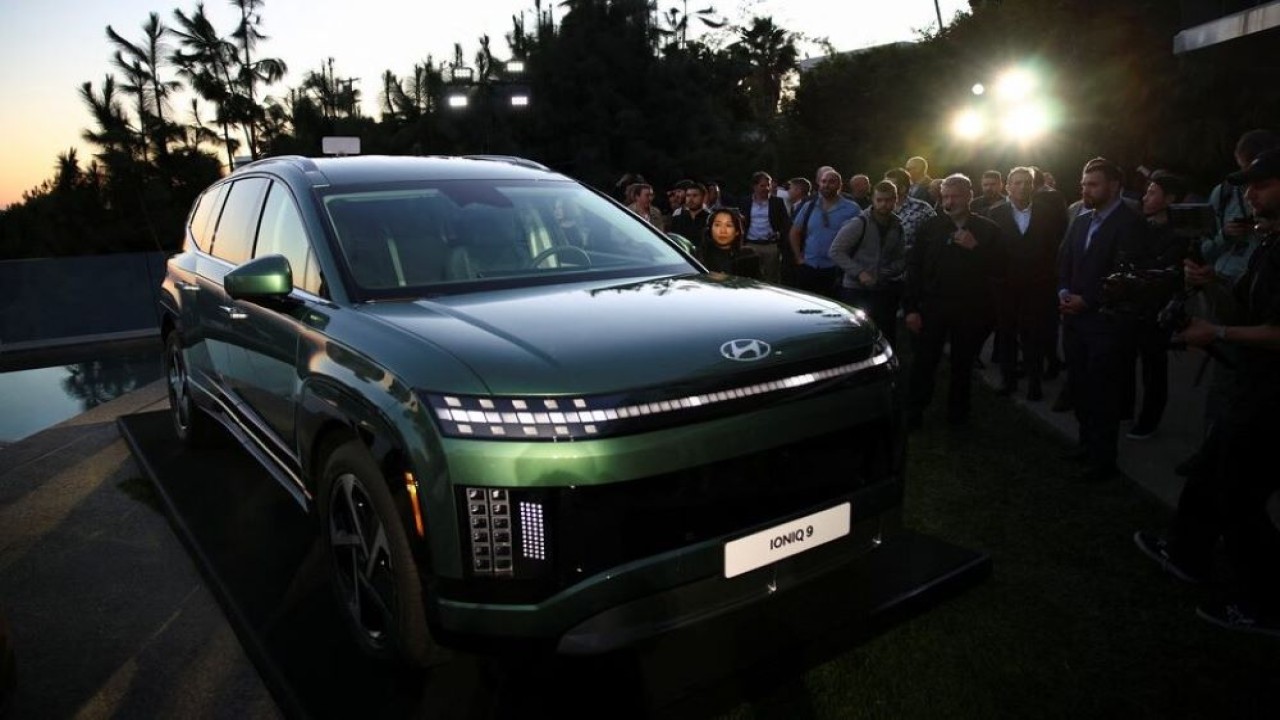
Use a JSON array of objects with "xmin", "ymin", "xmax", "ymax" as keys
[
  {"xmin": 176, "ymin": 281, "xmax": 200, "ymax": 292},
  {"xmin": 219, "ymin": 304, "xmax": 248, "ymax": 320}
]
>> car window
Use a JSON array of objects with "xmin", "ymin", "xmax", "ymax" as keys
[
  {"xmin": 210, "ymin": 177, "xmax": 269, "ymax": 266},
  {"xmin": 321, "ymin": 180, "xmax": 690, "ymax": 295},
  {"xmin": 255, "ymin": 181, "xmax": 318, "ymax": 294},
  {"xmin": 188, "ymin": 183, "xmax": 228, "ymax": 252}
]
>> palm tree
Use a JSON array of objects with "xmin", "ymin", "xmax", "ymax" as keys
[
  {"xmin": 106, "ymin": 13, "xmax": 182, "ymax": 160},
  {"xmin": 171, "ymin": 4, "xmax": 239, "ymax": 168},
  {"xmin": 730, "ymin": 16, "xmax": 799, "ymax": 121},
  {"xmin": 229, "ymin": 0, "xmax": 288, "ymax": 159}
]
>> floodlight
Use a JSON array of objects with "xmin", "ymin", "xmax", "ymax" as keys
[
  {"xmin": 995, "ymin": 68, "xmax": 1035, "ymax": 101},
  {"xmin": 951, "ymin": 109, "xmax": 985, "ymax": 140},
  {"xmin": 506, "ymin": 60, "xmax": 525, "ymax": 74},
  {"xmin": 509, "ymin": 94, "xmax": 530, "ymax": 108},
  {"xmin": 447, "ymin": 93, "xmax": 469, "ymax": 109},
  {"xmin": 1004, "ymin": 101, "xmax": 1050, "ymax": 139},
  {"xmin": 450, "ymin": 66, "xmax": 475, "ymax": 82},
  {"xmin": 971, "ymin": 83, "xmax": 985, "ymax": 96}
]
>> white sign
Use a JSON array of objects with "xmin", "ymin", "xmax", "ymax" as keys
[
  {"xmin": 723, "ymin": 503, "xmax": 850, "ymax": 578},
  {"xmin": 322, "ymin": 136, "xmax": 361, "ymax": 156}
]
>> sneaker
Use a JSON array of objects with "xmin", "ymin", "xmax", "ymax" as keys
[
  {"xmin": 1126, "ymin": 424, "xmax": 1158, "ymax": 440},
  {"xmin": 1132, "ymin": 531, "xmax": 1205, "ymax": 584},
  {"xmin": 1196, "ymin": 599, "xmax": 1280, "ymax": 639}
]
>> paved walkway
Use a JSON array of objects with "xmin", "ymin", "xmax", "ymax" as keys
[
  {"xmin": 0, "ymin": 380, "xmax": 277, "ymax": 719},
  {"xmin": 974, "ymin": 339, "xmax": 1210, "ymax": 509}
]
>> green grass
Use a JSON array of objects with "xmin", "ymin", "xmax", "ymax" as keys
[{"xmin": 722, "ymin": 366, "xmax": 1280, "ymax": 720}]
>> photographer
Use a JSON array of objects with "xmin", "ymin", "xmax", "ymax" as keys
[
  {"xmin": 1135, "ymin": 150, "xmax": 1280, "ymax": 637},
  {"xmin": 1123, "ymin": 171, "xmax": 1191, "ymax": 439}
]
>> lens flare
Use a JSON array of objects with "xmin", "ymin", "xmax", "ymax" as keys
[
  {"xmin": 995, "ymin": 68, "xmax": 1036, "ymax": 101},
  {"xmin": 952, "ymin": 109, "xmax": 985, "ymax": 140}
]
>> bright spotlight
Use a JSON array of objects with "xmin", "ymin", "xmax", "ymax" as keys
[
  {"xmin": 506, "ymin": 60, "xmax": 525, "ymax": 74},
  {"xmin": 1004, "ymin": 102, "xmax": 1050, "ymax": 139},
  {"xmin": 995, "ymin": 68, "xmax": 1035, "ymax": 101},
  {"xmin": 447, "ymin": 94, "xmax": 469, "ymax": 109},
  {"xmin": 509, "ymin": 94, "xmax": 530, "ymax": 108},
  {"xmin": 952, "ymin": 109, "xmax": 985, "ymax": 140},
  {"xmin": 971, "ymin": 83, "xmax": 985, "ymax": 96}
]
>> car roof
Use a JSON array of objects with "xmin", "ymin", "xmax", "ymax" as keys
[{"xmin": 231, "ymin": 154, "xmax": 565, "ymax": 189}]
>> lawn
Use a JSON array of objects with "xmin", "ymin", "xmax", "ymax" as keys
[{"xmin": 722, "ymin": 367, "xmax": 1280, "ymax": 719}]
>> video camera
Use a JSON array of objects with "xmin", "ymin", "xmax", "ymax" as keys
[{"xmin": 1100, "ymin": 265, "xmax": 1182, "ymax": 319}]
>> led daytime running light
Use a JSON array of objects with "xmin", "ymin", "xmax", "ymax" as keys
[{"xmin": 427, "ymin": 349, "xmax": 892, "ymax": 441}]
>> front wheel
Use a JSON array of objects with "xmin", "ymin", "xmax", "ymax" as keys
[{"xmin": 318, "ymin": 440, "xmax": 440, "ymax": 668}]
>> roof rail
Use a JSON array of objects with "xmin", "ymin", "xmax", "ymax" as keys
[
  {"xmin": 231, "ymin": 155, "xmax": 320, "ymax": 174},
  {"xmin": 461, "ymin": 154, "xmax": 551, "ymax": 172}
]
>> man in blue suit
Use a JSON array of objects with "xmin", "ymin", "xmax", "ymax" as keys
[{"xmin": 1058, "ymin": 157, "xmax": 1151, "ymax": 482}]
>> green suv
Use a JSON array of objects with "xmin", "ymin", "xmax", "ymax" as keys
[{"xmin": 158, "ymin": 154, "xmax": 902, "ymax": 666}]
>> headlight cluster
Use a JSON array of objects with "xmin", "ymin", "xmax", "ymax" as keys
[{"xmin": 423, "ymin": 347, "xmax": 894, "ymax": 442}]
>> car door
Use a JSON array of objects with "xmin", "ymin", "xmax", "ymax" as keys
[
  {"xmin": 197, "ymin": 176, "xmax": 270, "ymax": 402},
  {"xmin": 221, "ymin": 180, "xmax": 320, "ymax": 452},
  {"xmin": 175, "ymin": 182, "xmax": 228, "ymax": 389}
]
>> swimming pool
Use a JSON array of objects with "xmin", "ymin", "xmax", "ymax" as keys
[{"xmin": 0, "ymin": 354, "xmax": 162, "ymax": 443}]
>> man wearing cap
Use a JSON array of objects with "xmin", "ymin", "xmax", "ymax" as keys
[{"xmin": 1136, "ymin": 149, "xmax": 1280, "ymax": 637}]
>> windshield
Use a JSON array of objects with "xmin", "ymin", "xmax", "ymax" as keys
[{"xmin": 321, "ymin": 179, "xmax": 692, "ymax": 297}]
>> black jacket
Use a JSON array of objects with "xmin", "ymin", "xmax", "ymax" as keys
[
  {"xmin": 904, "ymin": 213, "xmax": 1006, "ymax": 317},
  {"xmin": 989, "ymin": 199, "xmax": 1068, "ymax": 289},
  {"xmin": 736, "ymin": 196, "xmax": 792, "ymax": 244}
]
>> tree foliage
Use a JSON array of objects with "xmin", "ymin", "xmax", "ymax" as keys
[{"xmin": 3, "ymin": 0, "xmax": 1275, "ymax": 259}]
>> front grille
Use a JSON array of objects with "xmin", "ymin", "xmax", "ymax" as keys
[
  {"xmin": 553, "ymin": 419, "xmax": 898, "ymax": 585},
  {"xmin": 441, "ymin": 415, "xmax": 902, "ymax": 605}
]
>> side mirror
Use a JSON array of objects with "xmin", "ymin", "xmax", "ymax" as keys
[
  {"xmin": 667, "ymin": 232, "xmax": 696, "ymax": 256},
  {"xmin": 226, "ymin": 254, "xmax": 293, "ymax": 300}
]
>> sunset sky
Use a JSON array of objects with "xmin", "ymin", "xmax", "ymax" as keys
[{"xmin": 0, "ymin": 0, "xmax": 967, "ymax": 209}]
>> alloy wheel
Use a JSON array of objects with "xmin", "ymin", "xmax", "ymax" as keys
[{"xmin": 327, "ymin": 472, "xmax": 397, "ymax": 647}]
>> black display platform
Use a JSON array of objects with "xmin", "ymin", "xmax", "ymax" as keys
[{"xmin": 119, "ymin": 410, "xmax": 990, "ymax": 719}]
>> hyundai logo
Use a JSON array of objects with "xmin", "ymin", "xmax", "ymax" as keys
[{"xmin": 720, "ymin": 339, "xmax": 772, "ymax": 362}]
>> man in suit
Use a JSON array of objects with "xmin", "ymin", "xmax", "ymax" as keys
[
  {"xmin": 738, "ymin": 171, "xmax": 792, "ymax": 284},
  {"xmin": 1058, "ymin": 157, "xmax": 1151, "ymax": 482},
  {"xmin": 990, "ymin": 166, "xmax": 1069, "ymax": 401}
]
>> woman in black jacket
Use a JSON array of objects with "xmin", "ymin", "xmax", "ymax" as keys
[{"xmin": 698, "ymin": 208, "xmax": 762, "ymax": 280}]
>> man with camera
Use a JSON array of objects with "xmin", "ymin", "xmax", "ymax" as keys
[
  {"xmin": 1058, "ymin": 158, "xmax": 1151, "ymax": 483},
  {"xmin": 1136, "ymin": 149, "xmax": 1280, "ymax": 637}
]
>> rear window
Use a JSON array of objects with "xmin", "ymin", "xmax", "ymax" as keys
[
  {"xmin": 321, "ymin": 180, "xmax": 690, "ymax": 295},
  {"xmin": 188, "ymin": 183, "xmax": 228, "ymax": 252}
]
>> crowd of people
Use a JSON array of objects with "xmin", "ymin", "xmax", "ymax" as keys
[{"xmin": 617, "ymin": 132, "xmax": 1280, "ymax": 638}]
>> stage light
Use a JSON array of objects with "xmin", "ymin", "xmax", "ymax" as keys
[
  {"xmin": 995, "ymin": 68, "xmax": 1036, "ymax": 101},
  {"xmin": 506, "ymin": 60, "xmax": 525, "ymax": 74},
  {"xmin": 447, "ymin": 93, "xmax": 468, "ymax": 109},
  {"xmin": 971, "ymin": 83, "xmax": 985, "ymax": 96},
  {"xmin": 952, "ymin": 109, "xmax": 985, "ymax": 140},
  {"xmin": 1004, "ymin": 101, "xmax": 1050, "ymax": 139},
  {"xmin": 509, "ymin": 94, "xmax": 530, "ymax": 108}
]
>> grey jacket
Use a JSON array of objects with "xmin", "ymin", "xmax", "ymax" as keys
[{"xmin": 828, "ymin": 213, "xmax": 906, "ymax": 289}]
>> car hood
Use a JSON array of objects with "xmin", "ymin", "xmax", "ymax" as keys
[{"xmin": 359, "ymin": 274, "xmax": 880, "ymax": 396}]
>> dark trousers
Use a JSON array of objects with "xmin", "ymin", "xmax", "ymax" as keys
[
  {"xmin": 1173, "ymin": 413, "xmax": 1280, "ymax": 608},
  {"xmin": 840, "ymin": 284, "xmax": 902, "ymax": 348},
  {"xmin": 794, "ymin": 264, "xmax": 841, "ymax": 300},
  {"xmin": 999, "ymin": 282, "xmax": 1054, "ymax": 390},
  {"xmin": 1063, "ymin": 314, "xmax": 1134, "ymax": 472},
  {"xmin": 908, "ymin": 306, "xmax": 991, "ymax": 421},
  {"xmin": 1121, "ymin": 320, "xmax": 1170, "ymax": 429}
]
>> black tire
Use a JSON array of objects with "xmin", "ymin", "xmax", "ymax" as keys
[
  {"xmin": 318, "ymin": 440, "xmax": 439, "ymax": 669},
  {"xmin": 164, "ymin": 331, "xmax": 217, "ymax": 447}
]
